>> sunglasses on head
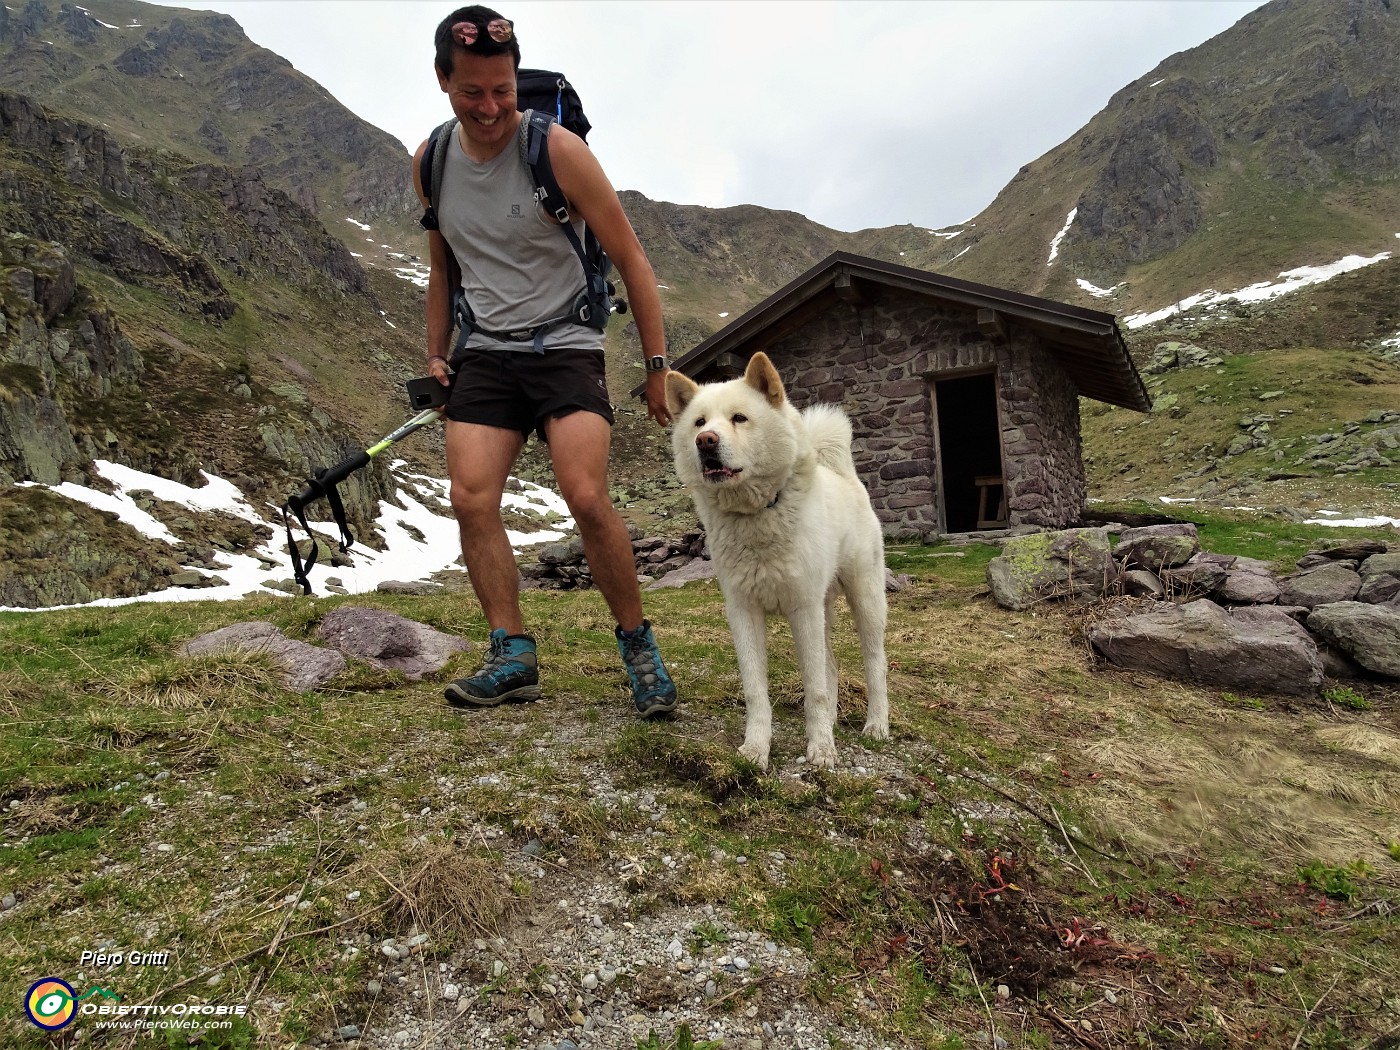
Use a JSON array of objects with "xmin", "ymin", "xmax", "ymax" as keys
[{"xmin": 451, "ymin": 18, "xmax": 514, "ymax": 46}]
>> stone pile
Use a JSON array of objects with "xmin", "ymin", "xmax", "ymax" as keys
[
  {"xmin": 521, "ymin": 528, "xmax": 707, "ymax": 591},
  {"xmin": 987, "ymin": 524, "xmax": 1399, "ymax": 695}
]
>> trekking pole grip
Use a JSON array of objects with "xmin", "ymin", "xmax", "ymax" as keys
[{"xmin": 317, "ymin": 450, "xmax": 372, "ymax": 489}]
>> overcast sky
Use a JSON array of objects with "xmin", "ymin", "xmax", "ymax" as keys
[{"xmin": 147, "ymin": 0, "xmax": 1269, "ymax": 233}]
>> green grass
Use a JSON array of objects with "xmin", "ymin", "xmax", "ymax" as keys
[
  {"xmin": 0, "ymin": 554, "xmax": 1396, "ymax": 1048},
  {"xmin": 1083, "ymin": 346, "xmax": 1400, "ymax": 512}
]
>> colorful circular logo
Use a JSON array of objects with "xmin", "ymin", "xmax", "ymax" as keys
[{"xmin": 26, "ymin": 978, "xmax": 77, "ymax": 1030}]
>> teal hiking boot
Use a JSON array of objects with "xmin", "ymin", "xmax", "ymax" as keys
[
  {"xmin": 444, "ymin": 629, "xmax": 540, "ymax": 707},
  {"xmin": 615, "ymin": 619, "xmax": 677, "ymax": 718}
]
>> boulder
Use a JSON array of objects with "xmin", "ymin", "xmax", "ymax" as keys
[
  {"xmin": 1276, "ymin": 563, "xmax": 1363, "ymax": 608},
  {"xmin": 1316, "ymin": 540, "xmax": 1390, "ymax": 562},
  {"xmin": 1306, "ymin": 603, "xmax": 1400, "ymax": 678},
  {"xmin": 1295, "ymin": 554, "xmax": 1359, "ymax": 572},
  {"xmin": 1122, "ymin": 569, "xmax": 1166, "ymax": 598},
  {"xmin": 316, "ymin": 606, "xmax": 468, "ymax": 680},
  {"xmin": 646, "ymin": 557, "xmax": 718, "ymax": 590},
  {"xmin": 1160, "ymin": 554, "xmax": 1229, "ymax": 595},
  {"xmin": 181, "ymin": 621, "xmax": 345, "ymax": 692},
  {"xmin": 1359, "ymin": 551, "xmax": 1400, "ymax": 582},
  {"xmin": 1213, "ymin": 566, "xmax": 1281, "ymax": 605},
  {"xmin": 1086, "ymin": 599, "xmax": 1322, "ymax": 696},
  {"xmin": 1356, "ymin": 573, "xmax": 1400, "ymax": 604},
  {"xmin": 1113, "ymin": 523, "xmax": 1201, "ymax": 571},
  {"xmin": 986, "ymin": 528, "xmax": 1115, "ymax": 611}
]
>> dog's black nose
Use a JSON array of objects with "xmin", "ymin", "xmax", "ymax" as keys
[{"xmin": 696, "ymin": 431, "xmax": 720, "ymax": 451}]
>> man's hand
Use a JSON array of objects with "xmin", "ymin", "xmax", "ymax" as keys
[
  {"xmin": 428, "ymin": 355, "xmax": 451, "ymax": 385},
  {"xmin": 645, "ymin": 369, "xmax": 672, "ymax": 427}
]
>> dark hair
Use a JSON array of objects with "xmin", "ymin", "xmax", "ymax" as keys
[{"xmin": 435, "ymin": 5, "xmax": 521, "ymax": 76}]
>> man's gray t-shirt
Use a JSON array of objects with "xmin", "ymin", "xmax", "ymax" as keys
[{"xmin": 437, "ymin": 113, "xmax": 604, "ymax": 352}]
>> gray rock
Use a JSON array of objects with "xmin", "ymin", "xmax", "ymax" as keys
[
  {"xmin": 1306, "ymin": 603, "xmax": 1400, "ymax": 678},
  {"xmin": 885, "ymin": 568, "xmax": 913, "ymax": 592},
  {"xmin": 376, "ymin": 580, "xmax": 447, "ymax": 595},
  {"xmin": 646, "ymin": 557, "xmax": 718, "ymax": 590},
  {"xmin": 1087, "ymin": 599, "xmax": 1322, "ymax": 696},
  {"xmin": 181, "ymin": 622, "xmax": 346, "ymax": 692},
  {"xmin": 1113, "ymin": 523, "xmax": 1201, "ymax": 571},
  {"xmin": 316, "ymin": 606, "xmax": 468, "ymax": 680},
  {"xmin": 1277, "ymin": 563, "xmax": 1363, "ymax": 608},
  {"xmin": 1357, "ymin": 573, "xmax": 1400, "ymax": 604},
  {"xmin": 1213, "ymin": 566, "xmax": 1282, "ymax": 605},
  {"xmin": 1360, "ymin": 552, "xmax": 1400, "ymax": 580},
  {"xmin": 1317, "ymin": 541, "xmax": 1390, "ymax": 562},
  {"xmin": 1160, "ymin": 554, "xmax": 1229, "ymax": 595},
  {"xmin": 1122, "ymin": 569, "xmax": 1166, "ymax": 598},
  {"xmin": 1295, "ymin": 554, "xmax": 1358, "ymax": 572},
  {"xmin": 986, "ymin": 528, "xmax": 1115, "ymax": 611}
]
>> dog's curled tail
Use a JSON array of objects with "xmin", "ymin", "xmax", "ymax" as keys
[{"xmin": 801, "ymin": 403, "xmax": 859, "ymax": 478}]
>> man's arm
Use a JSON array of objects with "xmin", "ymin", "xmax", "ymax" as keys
[
  {"xmin": 545, "ymin": 127, "xmax": 672, "ymax": 426},
  {"xmin": 412, "ymin": 139, "xmax": 456, "ymax": 388}
]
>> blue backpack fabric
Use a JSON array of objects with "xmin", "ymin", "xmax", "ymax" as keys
[{"xmin": 418, "ymin": 69, "xmax": 624, "ymax": 356}]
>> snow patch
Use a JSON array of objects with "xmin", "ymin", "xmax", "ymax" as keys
[
  {"xmin": 1077, "ymin": 278, "xmax": 1121, "ymax": 299},
  {"xmin": 1047, "ymin": 208, "xmax": 1077, "ymax": 266},
  {"xmin": 1124, "ymin": 251, "xmax": 1392, "ymax": 329},
  {"xmin": 1302, "ymin": 514, "xmax": 1400, "ymax": 529},
  {"xmin": 4, "ymin": 460, "xmax": 572, "ymax": 611}
]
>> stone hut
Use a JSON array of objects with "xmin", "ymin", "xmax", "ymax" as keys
[{"xmin": 646, "ymin": 252, "xmax": 1150, "ymax": 540}]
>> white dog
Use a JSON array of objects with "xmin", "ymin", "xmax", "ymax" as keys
[{"xmin": 665, "ymin": 352, "xmax": 890, "ymax": 770}]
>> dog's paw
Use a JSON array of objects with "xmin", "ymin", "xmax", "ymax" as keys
[
  {"xmin": 737, "ymin": 741, "xmax": 770, "ymax": 771},
  {"xmin": 861, "ymin": 719, "xmax": 890, "ymax": 741},
  {"xmin": 806, "ymin": 738, "xmax": 838, "ymax": 770}
]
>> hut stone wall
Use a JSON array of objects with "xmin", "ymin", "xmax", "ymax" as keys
[{"xmin": 760, "ymin": 288, "xmax": 1085, "ymax": 539}]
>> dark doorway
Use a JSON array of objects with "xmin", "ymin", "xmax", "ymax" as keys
[{"xmin": 933, "ymin": 373, "xmax": 1005, "ymax": 533}]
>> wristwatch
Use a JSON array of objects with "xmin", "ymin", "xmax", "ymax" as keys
[{"xmin": 645, "ymin": 355, "xmax": 668, "ymax": 372}]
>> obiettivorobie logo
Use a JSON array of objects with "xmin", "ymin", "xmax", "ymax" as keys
[{"xmin": 24, "ymin": 979, "xmax": 120, "ymax": 1030}]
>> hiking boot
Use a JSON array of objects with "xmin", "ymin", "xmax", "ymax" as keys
[
  {"xmin": 444, "ymin": 628, "xmax": 540, "ymax": 707},
  {"xmin": 615, "ymin": 619, "xmax": 678, "ymax": 718}
]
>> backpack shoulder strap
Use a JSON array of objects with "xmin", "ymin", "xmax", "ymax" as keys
[
  {"xmin": 418, "ymin": 118, "xmax": 458, "ymax": 232},
  {"xmin": 522, "ymin": 110, "xmax": 600, "ymax": 275},
  {"xmin": 522, "ymin": 110, "xmax": 570, "ymax": 224}
]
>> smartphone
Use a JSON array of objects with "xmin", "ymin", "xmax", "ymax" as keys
[{"xmin": 405, "ymin": 375, "xmax": 451, "ymax": 411}]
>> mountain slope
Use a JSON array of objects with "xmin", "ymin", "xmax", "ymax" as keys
[
  {"xmin": 908, "ymin": 0, "xmax": 1399, "ymax": 316},
  {"xmin": 0, "ymin": 0, "xmax": 418, "ymax": 227},
  {"xmin": 2, "ymin": 0, "xmax": 1397, "ymax": 609}
]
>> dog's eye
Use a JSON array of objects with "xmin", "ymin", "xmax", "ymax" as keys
[
  {"xmin": 693, "ymin": 417, "xmax": 706, "ymax": 427},
  {"xmin": 731, "ymin": 414, "xmax": 747, "ymax": 424}
]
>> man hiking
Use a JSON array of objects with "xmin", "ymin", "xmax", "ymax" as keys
[{"xmin": 413, "ymin": 5, "xmax": 678, "ymax": 717}]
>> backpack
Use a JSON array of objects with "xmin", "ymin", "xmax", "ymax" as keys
[{"xmin": 418, "ymin": 69, "xmax": 626, "ymax": 356}]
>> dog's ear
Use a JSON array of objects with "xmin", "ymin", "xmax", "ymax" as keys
[
  {"xmin": 744, "ymin": 352, "xmax": 785, "ymax": 407},
  {"xmin": 664, "ymin": 370, "xmax": 700, "ymax": 417}
]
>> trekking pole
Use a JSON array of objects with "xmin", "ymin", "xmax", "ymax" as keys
[{"xmin": 281, "ymin": 406, "xmax": 446, "ymax": 594}]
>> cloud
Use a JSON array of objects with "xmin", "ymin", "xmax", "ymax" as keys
[{"xmin": 149, "ymin": 0, "xmax": 1268, "ymax": 231}]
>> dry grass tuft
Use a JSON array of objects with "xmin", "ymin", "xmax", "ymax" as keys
[
  {"xmin": 106, "ymin": 650, "xmax": 285, "ymax": 710},
  {"xmin": 1314, "ymin": 723, "xmax": 1400, "ymax": 765},
  {"xmin": 375, "ymin": 840, "xmax": 517, "ymax": 941},
  {"xmin": 0, "ymin": 669, "xmax": 44, "ymax": 713}
]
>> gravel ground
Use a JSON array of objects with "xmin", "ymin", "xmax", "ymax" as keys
[{"xmin": 290, "ymin": 699, "xmax": 977, "ymax": 1050}]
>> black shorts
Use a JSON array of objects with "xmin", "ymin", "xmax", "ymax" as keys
[{"xmin": 444, "ymin": 346, "xmax": 614, "ymax": 441}]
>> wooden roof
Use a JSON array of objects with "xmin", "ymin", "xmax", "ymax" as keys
[{"xmin": 638, "ymin": 252, "xmax": 1151, "ymax": 412}]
